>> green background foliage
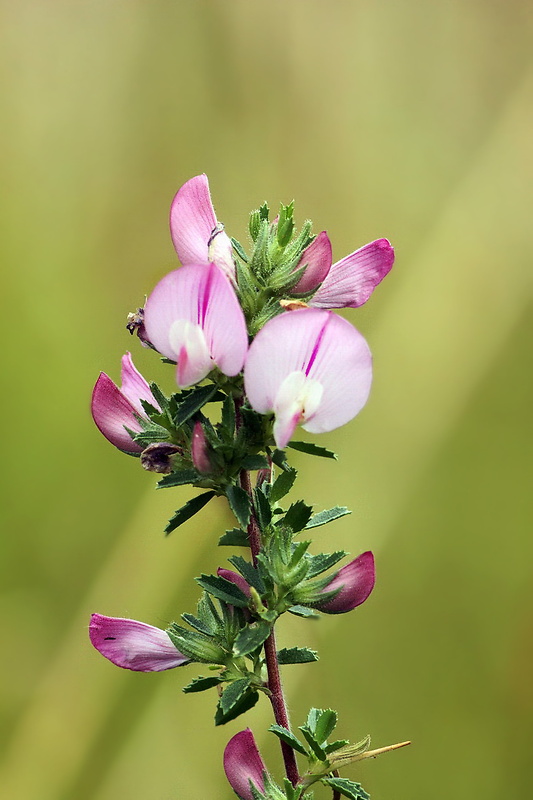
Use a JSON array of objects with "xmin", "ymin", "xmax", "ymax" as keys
[{"xmin": 1, "ymin": 1, "xmax": 532, "ymax": 797}]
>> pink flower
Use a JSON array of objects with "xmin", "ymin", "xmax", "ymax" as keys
[
  {"xmin": 89, "ymin": 613, "xmax": 189, "ymax": 672},
  {"xmin": 91, "ymin": 352, "xmax": 160, "ymax": 453},
  {"xmin": 224, "ymin": 729, "xmax": 267, "ymax": 800},
  {"xmin": 244, "ymin": 308, "xmax": 372, "ymax": 448},
  {"xmin": 313, "ymin": 552, "xmax": 375, "ymax": 614},
  {"xmin": 169, "ymin": 174, "xmax": 235, "ymax": 281},
  {"xmin": 294, "ymin": 233, "xmax": 394, "ymax": 308},
  {"xmin": 143, "ymin": 263, "xmax": 248, "ymax": 389}
]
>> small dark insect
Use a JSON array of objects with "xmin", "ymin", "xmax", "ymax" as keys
[{"xmin": 126, "ymin": 306, "xmax": 145, "ymax": 335}]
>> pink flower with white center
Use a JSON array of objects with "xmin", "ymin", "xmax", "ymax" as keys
[
  {"xmin": 313, "ymin": 551, "xmax": 375, "ymax": 614},
  {"xmin": 143, "ymin": 262, "xmax": 248, "ymax": 389},
  {"xmin": 169, "ymin": 174, "xmax": 235, "ymax": 281},
  {"xmin": 224, "ymin": 729, "xmax": 268, "ymax": 800},
  {"xmin": 91, "ymin": 352, "xmax": 160, "ymax": 453},
  {"xmin": 89, "ymin": 613, "xmax": 189, "ymax": 672},
  {"xmin": 244, "ymin": 308, "xmax": 372, "ymax": 448},
  {"xmin": 293, "ymin": 232, "xmax": 394, "ymax": 308}
]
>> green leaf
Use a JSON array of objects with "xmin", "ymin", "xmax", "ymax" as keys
[
  {"xmin": 156, "ymin": 469, "xmax": 198, "ymax": 489},
  {"xmin": 283, "ymin": 501, "xmax": 313, "ymax": 533},
  {"xmin": 174, "ymin": 384, "xmax": 220, "ymax": 426},
  {"xmin": 241, "ymin": 454, "xmax": 270, "ymax": 470},
  {"xmin": 181, "ymin": 612, "xmax": 212, "ymax": 635},
  {"xmin": 323, "ymin": 739, "xmax": 350, "ymax": 754},
  {"xmin": 182, "ymin": 675, "xmax": 223, "ymax": 693},
  {"xmin": 165, "ymin": 491, "xmax": 216, "ymax": 534},
  {"xmin": 148, "ymin": 382, "xmax": 170, "ymax": 412},
  {"xmin": 218, "ymin": 528, "xmax": 249, "ymax": 547},
  {"xmin": 271, "ymin": 448, "xmax": 290, "ymax": 470},
  {"xmin": 314, "ymin": 709, "xmax": 337, "ymax": 744},
  {"xmin": 131, "ymin": 425, "xmax": 171, "ymax": 447},
  {"xmin": 231, "ymin": 236, "xmax": 249, "ymax": 263},
  {"xmin": 196, "ymin": 574, "xmax": 250, "ymax": 607},
  {"xmin": 226, "ymin": 484, "xmax": 251, "ymax": 529},
  {"xmin": 288, "ymin": 605, "xmax": 319, "ymax": 618},
  {"xmin": 269, "ymin": 725, "xmax": 308, "ymax": 756},
  {"xmin": 228, "ymin": 556, "xmax": 265, "ymax": 593},
  {"xmin": 254, "ymin": 488, "xmax": 272, "ymax": 529},
  {"xmin": 270, "ymin": 467, "xmax": 297, "ymax": 503},
  {"xmin": 299, "ymin": 726, "xmax": 327, "ymax": 761},
  {"xmin": 219, "ymin": 677, "xmax": 251, "ymax": 714},
  {"xmin": 287, "ymin": 441, "xmax": 337, "ymax": 459},
  {"xmin": 233, "ymin": 621, "xmax": 271, "ymax": 656},
  {"xmin": 221, "ymin": 394, "xmax": 236, "ymax": 436},
  {"xmin": 277, "ymin": 647, "xmax": 319, "ymax": 665},
  {"xmin": 305, "ymin": 506, "xmax": 351, "ymax": 529},
  {"xmin": 215, "ymin": 687, "xmax": 259, "ymax": 726},
  {"xmin": 322, "ymin": 778, "xmax": 370, "ymax": 800},
  {"xmin": 305, "ymin": 551, "xmax": 347, "ymax": 578}
]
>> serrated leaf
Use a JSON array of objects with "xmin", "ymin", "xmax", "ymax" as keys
[
  {"xmin": 322, "ymin": 778, "xmax": 370, "ymax": 800},
  {"xmin": 196, "ymin": 574, "xmax": 250, "ymax": 607},
  {"xmin": 215, "ymin": 687, "xmax": 259, "ymax": 726},
  {"xmin": 241, "ymin": 454, "xmax": 270, "ymax": 470},
  {"xmin": 131, "ymin": 426, "xmax": 171, "ymax": 447},
  {"xmin": 226, "ymin": 484, "xmax": 251, "ymax": 529},
  {"xmin": 271, "ymin": 448, "xmax": 290, "ymax": 470},
  {"xmin": 218, "ymin": 528, "xmax": 249, "ymax": 547},
  {"xmin": 305, "ymin": 506, "xmax": 351, "ymax": 529},
  {"xmin": 270, "ymin": 467, "xmax": 297, "ymax": 503},
  {"xmin": 277, "ymin": 647, "xmax": 319, "ymax": 664},
  {"xmin": 148, "ymin": 382, "xmax": 170, "ymax": 412},
  {"xmin": 299, "ymin": 725, "xmax": 327, "ymax": 761},
  {"xmin": 182, "ymin": 675, "xmax": 222, "ymax": 693},
  {"xmin": 219, "ymin": 677, "xmax": 251, "ymax": 713},
  {"xmin": 315, "ymin": 709, "xmax": 337, "ymax": 744},
  {"xmin": 181, "ymin": 612, "xmax": 213, "ymax": 635},
  {"xmin": 288, "ymin": 605, "xmax": 319, "ymax": 618},
  {"xmin": 221, "ymin": 394, "xmax": 236, "ymax": 435},
  {"xmin": 156, "ymin": 469, "xmax": 198, "ymax": 489},
  {"xmin": 165, "ymin": 491, "xmax": 216, "ymax": 534},
  {"xmin": 269, "ymin": 725, "xmax": 308, "ymax": 756},
  {"xmin": 254, "ymin": 487, "xmax": 272, "ymax": 529},
  {"xmin": 287, "ymin": 441, "xmax": 337, "ymax": 459},
  {"xmin": 233, "ymin": 621, "xmax": 271, "ymax": 656},
  {"xmin": 228, "ymin": 556, "xmax": 265, "ymax": 592},
  {"xmin": 174, "ymin": 384, "xmax": 220, "ymax": 426},
  {"xmin": 283, "ymin": 501, "xmax": 313, "ymax": 533},
  {"xmin": 305, "ymin": 551, "xmax": 347, "ymax": 578}
]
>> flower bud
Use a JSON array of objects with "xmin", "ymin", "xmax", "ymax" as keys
[
  {"xmin": 191, "ymin": 421, "xmax": 214, "ymax": 474},
  {"xmin": 224, "ymin": 729, "xmax": 267, "ymax": 800},
  {"xmin": 140, "ymin": 442, "xmax": 183, "ymax": 473}
]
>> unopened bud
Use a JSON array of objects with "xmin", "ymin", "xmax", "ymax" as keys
[{"xmin": 191, "ymin": 421, "xmax": 214, "ymax": 474}]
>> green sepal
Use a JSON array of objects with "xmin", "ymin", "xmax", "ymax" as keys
[
  {"xmin": 181, "ymin": 612, "xmax": 213, "ymax": 636},
  {"xmin": 270, "ymin": 467, "xmax": 297, "ymax": 503},
  {"xmin": 156, "ymin": 469, "xmax": 198, "ymax": 489},
  {"xmin": 196, "ymin": 573, "xmax": 250, "ymax": 607},
  {"xmin": 165, "ymin": 491, "xmax": 216, "ymax": 534},
  {"xmin": 226, "ymin": 484, "xmax": 251, "ymax": 529},
  {"xmin": 283, "ymin": 501, "xmax": 313, "ymax": 533},
  {"xmin": 305, "ymin": 551, "xmax": 347, "ymax": 578},
  {"xmin": 215, "ymin": 685, "xmax": 259, "ymax": 726},
  {"xmin": 166, "ymin": 626, "xmax": 227, "ymax": 664},
  {"xmin": 288, "ymin": 605, "xmax": 319, "ymax": 618},
  {"xmin": 287, "ymin": 441, "xmax": 337, "ymax": 460},
  {"xmin": 277, "ymin": 647, "xmax": 319, "ymax": 665},
  {"xmin": 173, "ymin": 384, "xmax": 221, "ymax": 426},
  {"xmin": 321, "ymin": 778, "xmax": 370, "ymax": 800},
  {"xmin": 218, "ymin": 528, "xmax": 249, "ymax": 547},
  {"xmin": 269, "ymin": 724, "xmax": 308, "ymax": 756},
  {"xmin": 277, "ymin": 201, "xmax": 295, "ymax": 247},
  {"xmin": 228, "ymin": 556, "xmax": 265, "ymax": 593},
  {"xmin": 182, "ymin": 675, "xmax": 223, "ymax": 693},
  {"xmin": 231, "ymin": 237, "xmax": 249, "ymax": 263},
  {"xmin": 305, "ymin": 506, "xmax": 351, "ymax": 529},
  {"xmin": 240, "ymin": 454, "xmax": 270, "ymax": 470},
  {"xmin": 233, "ymin": 621, "xmax": 271, "ymax": 657}
]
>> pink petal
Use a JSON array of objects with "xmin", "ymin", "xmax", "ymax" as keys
[
  {"xmin": 224, "ymin": 729, "xmax": 267, "ymax": 800},
  {"xmin": 119, "ymin": 352, "xmax": 160, "ymax": 416},
  {"xmin": 317, "ymin": 551, "xmax": 375, "ymax": 614},
  {"xmin": 292, "ymin": 231, "xmax": 332, "ymax": 294},
  {"xmin": 170, "ymin": 174, "xmax": 217, "ymax": 265},
  {"xmin": 89, "ymin": 613, "xmax": 189, "ymax": 672},
  {"xmin": 217, "ymin": 568, "xmax": 252, "ymax": 598},
  {"xmin": 144, "ymin": 264, "xmax": 248, "ymax": 383},
  {"xmin": 192, "ymin": 421, "xmax": 213, "ymax": 474},
  {"xmin": 91, "ymin": 371, "xmax": 144, "ymax": 453},
  {"xmin": 311, "ymin": 238, "xmax": 394, "ymax": 308},
  {"xmin": 244, "ymin": 309, "xmax": 372, "ymax": 447}
]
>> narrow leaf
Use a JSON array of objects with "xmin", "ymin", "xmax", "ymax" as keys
[
  {"xmin": 288, "ymin": 605, "xmax": 319, "ymax": 618},
  {"xmin": 277, "ymin": 647, "xmax": 319, "ymax": 664},
  {"xmin": 305, "ymin": 551, "xmax": 347, "ymax": 578},
  {"xmin": 270, "ymin": 467, "xmax": 297, "ymax": 503},
  {"xmin": 226, "ymin": 484, "xmax": 251, "ymax": 529},
  {"xmin": 215, "ymin": 688, "xmax": 259, "ymax": 726},
  {"xmin": 322, "ymin": 778, "xmax": 370, "ymax": 800},
  {"xmin": 269, "ymin": 725, "xmax": 308, "ymax": 756},
  {"xmin": 165, "ymin": 491, "xmax": 215, "ymax": 534},
  {"xmin": 182, "ymin": 676, "xmax": 222, "ymax": 693},
  {"xmin": 271, "ymin": 448, "xmax": 290, "ymax": 470},
  {"xmin": 283, "ymin": 501, "xmax": 313, "ymax": 533},
  {"xmin": 231, "ymin": 236, "xmax": 249, "ymax": 263},
  {"xmin": 305, "ymin": 506, "xmax": 351, "ymax": 529},
  {"xmin": 181, "ymin": 613, "xmax": 212, "ymax": 635},
  {"xmin": 241, "ymin": 454, "xmax": 270, "ymax": 470},
  {"xmin": 157, "ymin": 469, "xmax": 198, "ymax": 489},
  {"xmin": 219, "ymin": 677, "xmax": 251, "ymax": 714},
  {"xmin": 233, "ymin": 621, "xmax": 271, "ymax": 657},
  {"xmin": 174, "ymin": 384, "xmax": 220, "ymax": 426},
  {"xmin": 196, "ymin": 574, "xmax": 250, "ymax": 607},
  {"xmin": 299, "ymin": 726, "xmax": 327, "ymax": 761},
  {"xmin": 288, "ymin": 441, "xmax": 337, "ymax": 459},
  {"xmin": 254, "ymin": 488, "xmax": 272, "ymax": 529},
  {"xmin": 228, "ymin": 556, "xmax": 265, "ymax": 592},
  {"xmin": 218, "ymin": 528, "xmax": 249, "ymax": 547}
]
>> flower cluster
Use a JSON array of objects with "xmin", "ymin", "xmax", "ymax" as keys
[{"xmin": 89, "ymin": 175, "xmax": 396, "ymax": 799}]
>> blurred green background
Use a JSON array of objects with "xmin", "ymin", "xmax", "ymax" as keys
[{"xmin": 1, "ymin": 1, "xmax": 532, "ymax": 798}]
